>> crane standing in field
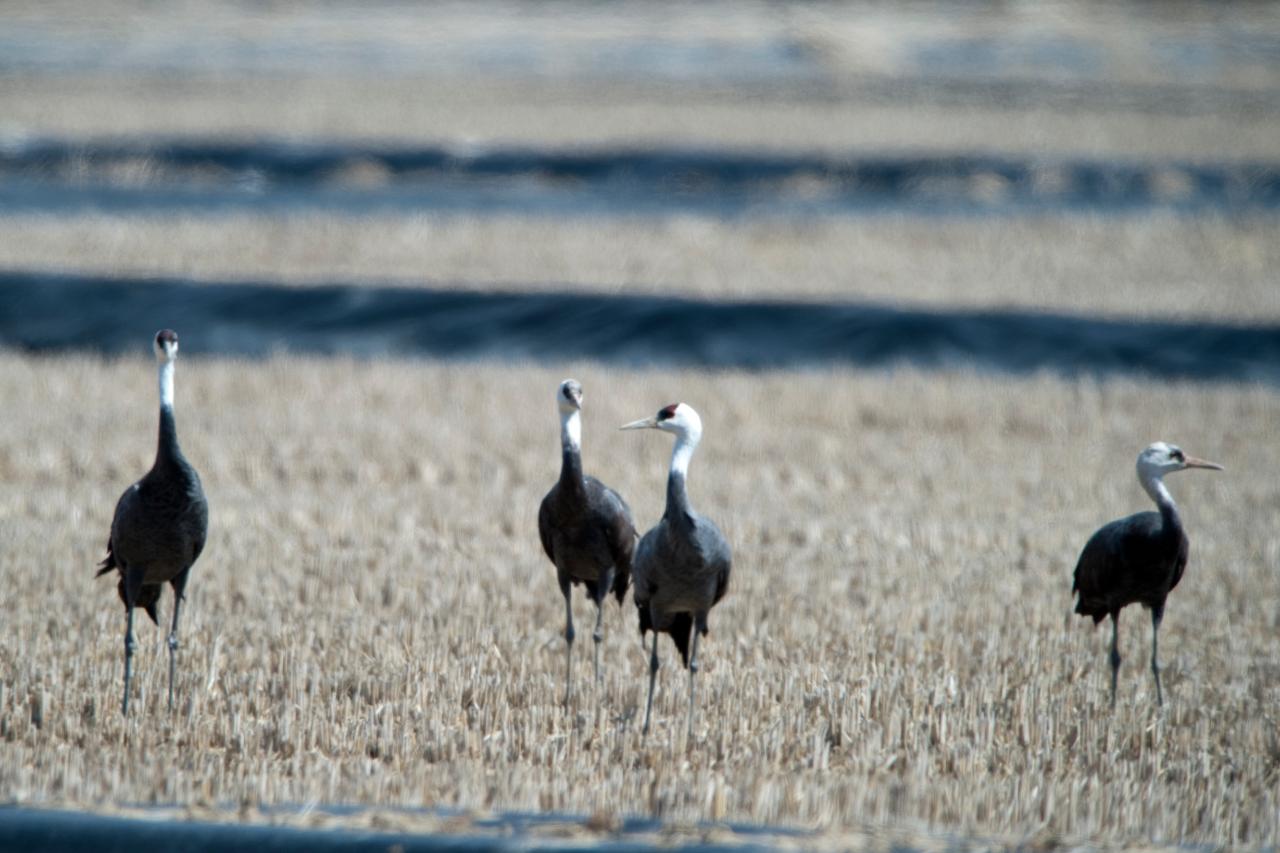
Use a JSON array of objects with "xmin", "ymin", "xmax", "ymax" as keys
[
  {"xmin": 98, "ymin": 329, "xmax": 209, "ymax": 716},
  {"xmin": 621, "ymin": 402, "xmax": 731, "ymax": 738},
  {"xmin": 1072, "ymin": 441, "xmax": 1222, "ymax": 707},
  {"xmin": 538, "ymin": 379, "xmax": 636, "ymax": 704}
]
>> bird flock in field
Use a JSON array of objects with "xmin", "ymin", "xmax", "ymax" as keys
[{"xmin": 98, "ymin": 330, "xmax": 1222, "ymax": 725}]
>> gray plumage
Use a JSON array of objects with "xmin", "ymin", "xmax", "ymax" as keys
[
  {"xmin": 538, "ymin": 379, "xmax": 636, "ymax": 704},
  {"xmin": 97, "ymin": 329, "xmax": 208, "ymax": 715},
  {"xmin": 621, "ymin": 402, "xmax": 731, "ymax": 738},
  {"xmin": 1072, "ymin": 441, "xmax": 1221, "ymax": 708}
]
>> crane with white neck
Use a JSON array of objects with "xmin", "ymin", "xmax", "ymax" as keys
[
  {"xmin": 621, "ymin": 402, "xmax": 731, "ymax": 738},
  {"xmin": 538, "ymin": 379, "xmax": 636, "ymax": 704},
  {"xmin": 97, "ymin": 329, "xmax": 209, "ymax": 716},
  {"xmin": 1072, "ymin": 441, "xmax": 1222, "ymax": 707}
]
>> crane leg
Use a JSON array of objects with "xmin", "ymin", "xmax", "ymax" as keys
[
  {"xmin": 642, "ymin": 630, "xmax": 660, "ymax": 737},
  {"xmin": 1108, "ymin": 611, "xmax": 1122, "ymax": 709},
  {"xmin": 1150, "ymin": 608, "xmax": 1164, "ymax": 708},
  {"xmin": 167, "ymin": 568, "xmax": 190, "ymax": 712},
  {"xmin": 592, "ymin": 567, "xmax": 612, "ymax": 687},
  {"xmin": 561, "ymin": 578, "xmax": 574, "ymax": 707},
  {"xmin": 121, "ymin": 566, "xmax": 144, "ymax": 717},
  {"xmin": 686, "ymin": 618, "xmax": 704, "ymax": 741}
]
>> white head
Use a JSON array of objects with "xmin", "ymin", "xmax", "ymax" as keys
[
  {"xmin": 154, "ymin": 329, "xmax": 179, "ymax": 409},
  {"xmin": 556, "ymin": 378, "xmax": 583, "ymax": 451},
  {"xmin": 557, "ymin": 379, "xmax": 583, "ymax": 414},
  {"xmin": 154, "ymin": 328, "xmax": 179, "ymax": 363},
  {"xmin": 621, "ymin": 403, "xmax": 704, "ymax": 478},
  {"xmin": 1136, "ymin": 441, "xmax": 1223, "ymax": 482},
  {"xmin": 620, "ymin": 402, "xmax": 702, "ymax": 443}
]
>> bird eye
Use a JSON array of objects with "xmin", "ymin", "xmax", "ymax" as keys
[{"xmin": 1171, "ymin": 449, "xmax": 1184, "ymax": 461}]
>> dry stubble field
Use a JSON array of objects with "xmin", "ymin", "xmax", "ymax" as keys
[
  {"xmin": 0, "ymin": 354, "xmax": 1277, "ymax": 846},
  {"xmin": 3, "ymin": 1, "xmax": 1280, "ymax": 846},
  {"xmin": 2, "ymin": 213, "xmax": 1279, "ymax": 323}
]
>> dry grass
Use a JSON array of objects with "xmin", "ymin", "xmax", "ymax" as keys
[
  {"xmin": 3, "ymin": 3, "xmax": 1280, "ymax": 159},
  {"xmin": 3, "ymin": 213, "xmax": 1279, "ymax": 323},
  {"xmin": 0, "ymin": 353, "xmax": 1277, "ymax": 846},
  {"xmin": 6, "ymin": 74, "xmax": 1279, "ymax": 162}
]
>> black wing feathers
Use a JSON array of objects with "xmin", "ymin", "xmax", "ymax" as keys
[
  {"xmin": 539, "ymin": 474, "xmax": 635, "ymax": 603},
  {"xmin": 1073, "ymin": 510, "xmax": 1187, "ymax": 622}
]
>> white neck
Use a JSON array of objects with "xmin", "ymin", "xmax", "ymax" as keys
[
  {"xmin": 1140, "ymin": 471, "xmax": 1175, "ymax": 510},
  {"xmin": 560, "ymin": 408, "xmax": 581, "ymax": 452},
  {"xmin": 669, "ymin": 431, "xmax": 698, "ymax": 479},
  {"xmin": 158, "ymin": 359, "xmax": 175, "ymax": 410}
]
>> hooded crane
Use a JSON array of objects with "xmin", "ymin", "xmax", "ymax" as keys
[
  {"xmin": 538, "ymin": 379, "xmax": 636, "ymax": 704},
  {"xmin": 621, "ymin": 403, "xmax": 731, "ymax": 738},
  {"xmin": 1072, "ymin": 441, "xmax": 1221, "ymax": 707},
  {"xmin": 97, "ymin": 329, "xmax": 208, "ymax": 715}
]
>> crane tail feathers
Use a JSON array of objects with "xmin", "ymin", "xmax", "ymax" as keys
[
  {"xmin": 1073, "ymin": 597, "xmax": 1109, "ymax": 624},
  {"xmin": 670, "ymin": 613, "xmax": 694, "ymax": 669},
  {"xmin": 636, "ymin": 601, "xmax": 653, "ymax": 636},
  {"xmin": 96, "ymin": 540, "xmax": 116, "ymax": 577}
]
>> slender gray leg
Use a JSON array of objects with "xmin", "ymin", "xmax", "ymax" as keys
[
  {"xmin": 121, "ymin": 566, "xmax": 144, "ymax": 717},
  {"xmin": 1150, "ymin": 608, "xmax": 1164, "ymax": 707},
  {"xmin": 1109, "ymin": 612, "xmax": 1122, "ymax": 709},
  {"xmin": 561, "ymin": 578, "xmax": 575, "ymax": 706},
  {"xmin": 687, "ymin": 622, "xmax": 703, "ymax": 741},
  {"xmin": 592, "ymin": 567, "xmax": 612, "ymax": 687},
  {"xmin": 642, "ymin": 630, "xmax": 660, "ymax": 737},
  {"xmin": 167, "ymin": 568, "xmax": 190, "ymax": 711}
]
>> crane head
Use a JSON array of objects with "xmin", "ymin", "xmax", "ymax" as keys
[
  {"xmin": 620, "ymin": 402, "xmax": 703, "ymax": 443},
  {"xmin": 1138, "ymin": 442, "xmax": 1223, "ymax": 478},
  {"xmin": 557, "ymin": 379, "xmax": 583, "ymax": 413},
  {"xmin": 153, "ymin": 329, "xmax": 179, "ymax": 362}
]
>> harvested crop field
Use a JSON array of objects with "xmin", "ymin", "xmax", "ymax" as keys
[
  {"xmin": 1, "ymin": 355, "xmax": 1277, "ymax": 846},
  {"xmin": 2, "ymin": 213, "xmax": 1279, "ymax": 323},
  {"xmin": 4, "ymin": 0, "xmax": 1280, "ymax": 848}
]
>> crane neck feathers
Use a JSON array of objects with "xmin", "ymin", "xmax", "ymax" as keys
[
  {"xmin": 155, "ymin": 405, "xmax": 186, "ymax": 469},
  {"xmin": 665, "ymin": 470, "xmax": 694, "ymax": 525},
  {"xmin": 664, "ymin": 433, "xmax": 699, "ymax": 523},
  {"xmin": 154, "ymin": 359, "xmax": 186, "ymax": 467},
  {"xmin": 1139, "ymin": 472, "xmax": 1183, "ymax": 537},
  {"xmin": 158, "ymin": 359, "xmax": 175, "ymax": 411},
  {"xmin": 669, "ymin": 432, "xmax": 697, "ymax": 480},
  {"xmin": 559, "ymin": 408, "xmax": 581, "ymax": 454},
  {"xmin": 1140, "ymin": 471, "xmax": 1177, "ymax": 512},
  {"xmin": 558, "ymin": 408, "xmax": 584, "ymax": 490}
]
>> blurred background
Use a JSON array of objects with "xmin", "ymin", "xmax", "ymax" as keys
[
  {"xmin": 1, "ymin": 0, "xmax": 1278, "ymax": 372},
  {"xmin": 2, "ymin": 5, "xmax": 1280, "ymax": 844}
]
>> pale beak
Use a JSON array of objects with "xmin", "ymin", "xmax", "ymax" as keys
[
  {"xmin": 1183, "ymin": 456, "xmax": 1224, "ymax": 471},
  {"xmin": 620, "ymin": 416, "xmax": 658, "ymax": 431}
]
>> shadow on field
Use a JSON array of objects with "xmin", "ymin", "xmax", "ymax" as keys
[
  {"xmin": 2, "ymin": 141, "xmax": 1280, "ymax": 217},
  {"xmin": 0, "ymin": 806, "xmax": 814, "ymax": 853},
  {"xmin": 1, "ymin": 271, "xmax": 1278, "ymax": 383}
]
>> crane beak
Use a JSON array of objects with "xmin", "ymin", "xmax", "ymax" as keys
[
  {"xmin": 620, "ymin": 416, "xmax": 658, "ymax": 431},
  {"xmin": 1183, "ymin": 456, "xmax": 1224, "ymax": 471}
]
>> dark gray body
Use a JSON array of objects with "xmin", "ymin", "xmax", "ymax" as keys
[
  {"xmin": 1073, "ymin": 503, "xmax": 1186, "ymax": 624},
  {"xmin": 633, "ymin": 470, "xmax": 731, "ymax": 666},
  {"xmin": 1072, "ymin": 499, "xmax": 1188, "ymax": 706},
  {"xmin": 98, "ymin": 408, "xmax": 208, "ymax": 614},
  {"xmin": 537, "ymin": 448, "xmax": 635, "ymax": 606}
]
